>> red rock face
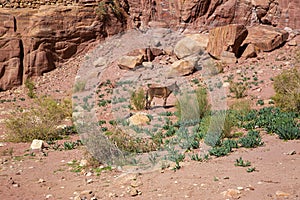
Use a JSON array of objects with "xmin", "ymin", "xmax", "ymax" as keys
[
  {"xmin": 0, "ymin": 4, "xmax": 128, "ymax": 90},
  {"xmin": 278, "ymin": 0, "xmax": 300, "ymax": 29}
]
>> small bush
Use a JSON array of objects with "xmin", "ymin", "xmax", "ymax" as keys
[
  {"xmin": 235, "ymin": 157, "xmax": 251, "ymax": 167},
  {"xmin": 73, "ymin": 80, "xmax": 86, "ymax": 93},
  {"xmin": 5, "ymin": 96, "xmax": 72, "ymax": 142},
  {"xmin": 272, "ymin": 68, "xmax": 300, "ymax": 112},
  {"xmin": 130, "ymin": 88, "xmax": 145, "ymax": 111},
  {"xmin": 238, "ymin": 130, "xmax": 263, "ymax": 148},
  {"xmin": 25, "ymin": 79, "xmax": 36, "ymax": 98},
  {"xmin": 209, "ymin": 145, "xmax": 230, "ymax": 157},
  {"xmin": 229, "ymin": 81, "xmax": 247, "ymax": 98},
  {"xmin": 106, "ymin": 128, "xmax": 157, "ymax": 153}
]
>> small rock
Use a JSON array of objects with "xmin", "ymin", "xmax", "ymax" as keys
[
  {"xmin": 30, "ymin": 139, "xmax": 44, "ymax": 150},
  {"xmin": 80, "ymin": 190, "xmax": 92, "ymax": 195},
  {"xmin": 237, "ymin": 186, "xmax": 244, "ymax": 190},
  {"xmin": 276, "ymin": 191, "xmax": 290, "ymax": 197},
  {"xmin": 223, "ymin": 176, "xmax": 230, "ymax": 179},
  {"xmin": 12, "ymin": 183, "xmax": 20, "ymax": 188},
  {"xmin": 287, "ymin": 40, "xmax": 297, "ymax": 46},
  {"xmin": 221, "ymin": 189, "xmax": 241, "ymax": 198},
  {"xmin": 73, "ymin": 196, "xmax": 81, "ymax": 200},
  {"xmin": 287, "ymin": 150, "xmax": 296, "ymax": 155},
  {"xmin": 236, "ymin": 69, "xmax": 242, "ymax": 74},
  {"xmin": 131, "ymin": 180, "xmax": 142, "ymax": 188},
  {"xmin": 246, "ymin": 185, "xmax": 255, "ymax": 191},
  {"xmin": 108, "ymin": 193, "xmax": 118, "ymax": 197},
  {"xmin": 0, "ymin": 142, "xmax": 5, "ymax": 147},
  {"xmin": 45, "ymin": 194, "xmax": 53, "ymax": 199},
  {"xmin": 86, "ymin": 179, "xmax": 93, "ymax": 184},
  {"xmin": 16, "ymin": 170, "xmax": 22, "ymax": 175},
  {"xmin": 79, "ymin": 159, "xmax": 88, "ymax": 167},
  {"xmin": 86, "ymin": 172, "xmax": 93, "ymax": 177},
  {"xmin": 129, "ymin": 188, "xmax": 139, "ymax": 196},
  {"xmin": 38, "ymin": 178, "xmax": 45, "ymax": 183},
  {"xmin": 223, "ymin": 82, "xmax": 230, "ymax": 88}
]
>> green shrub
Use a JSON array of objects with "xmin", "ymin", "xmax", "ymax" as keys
[
  {"xmin": 272, "ymin": 68, "xmax": 300, "ymax": 112},
  {"xmin": 238, "ymin": 107, "xmax": 299, "ymax": 140},
  {"xmin": 130, "ymin": 88, "xmax": 145, "ymax": 111},
  {"xmin": 229, "ymin": 81, "xmax": 247, "ymax": 98},
  {"xmin": 209, "ymin": 145, "xmax": 230, "ymax": 157},
  {"xmin": 238, "ymin": 130, "xmax": 263, "ymax": 148},
  {"xmin": 235, "ymin": 157, "xmax": 251, "ymax": 167},
  {"xmin": 25, "ymin": 79, "xmax": 36, "ymax": 98},
  {"xmin": 5, "ymin": 96, "xmax": 72, "ymax": 142},
  {"xmin": 209, "ymin": 139, "xmax": 238, "ymax": 157}
]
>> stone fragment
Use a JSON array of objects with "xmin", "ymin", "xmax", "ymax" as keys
[
  {"xmin": 128, "ymin": 112, "xmax": 150, "ymax": 126},
  {"xmin": 207, "ymin": 24, "xmax": 248, "ymax": 59},
  {"xmin": 117, "ymin": 55, "xmax": 144, "ymax": 70},
  {"xmin": 169, "ymin": 59, "xmax": 195, "ymax": 76},
  {"xmin": 174, "ymin": 35, "xmax": 206, "ymax": 59},
  {"xmin": 243, "ymin": 25, "xmax": 289, "ymax": 52},
  {"xmin": 30, "ymin": 139, "xmax": 44, "ymax": 150}
]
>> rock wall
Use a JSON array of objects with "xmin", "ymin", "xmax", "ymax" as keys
[
  {"xmin": 127, "ymin": 0, "xmax": 300, "ymax": 30},
  {"xmin": 0, "ymin": 2, "xmax": 128, "ymax": 90}
]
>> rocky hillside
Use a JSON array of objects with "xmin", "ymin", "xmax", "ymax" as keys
[{"xmin": 0, "ymin": 0, "xmax": 299, "ymax": 91}]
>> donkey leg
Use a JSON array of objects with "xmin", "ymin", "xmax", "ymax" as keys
[
  {"xmin": 146, "ymin": 97, "xmax": 153, "ymax": 110},
  {"xmin": 163, "ymin": 98, "xmax": 167, "ymax": 108}
]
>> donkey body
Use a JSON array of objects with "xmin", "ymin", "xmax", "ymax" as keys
[{"xmin": 145, "ymin": 82, "xmax": 179, "ymax": 109}]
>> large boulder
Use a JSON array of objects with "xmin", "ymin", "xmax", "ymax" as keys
[
  {"xmin": 207, "ymin": 24, "xmax": 248, "ymax": 59},
  {"xmin": 117, "ymin": 55, "xmax": 144, "ymax": 70},
  {"xmin": 169, "ymin": 59, "xmax": 195, "ymax": 76},
  {"xmin": 242, "ymin": 25, "xmax": 289, "ymax": 52},
  {"xmin": 128, "ymin": 112, "xmax": 150, "ymax": 126},
  {"xmin": 174, "ymin": 34, "xmax": 207, "ymax": 59}
]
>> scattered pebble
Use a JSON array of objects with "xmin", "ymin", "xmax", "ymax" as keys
[
  {"xmin": 287, "ymin": 150, "xmax": 296, "ymax": 155},
  {"xmin": 108, "ymin": 193, "xmax": 118, "ymax": 198},
  {"xmin": 276, "ymin": 191, "xmax": 290, "ymax": 197},
  {"xmin": 237, "ymin": 186, "xmax": 244, "ymax": 190},
  {"xmin": 129, "ymin": 188, "xmax": 138, "ymax": 196},
  {"xmin": 86, "ymin": 172, "xmax": 93, "ymax": 177},
  {"xmin": 38, "ymin": 178, "xmax": 45, "ymax": 183},
  {"xmin": 86, "ymin": 179, "xmax": 93, "ymax": 184},
  {"xmin": 80, "ymin": 190, "xmax": 92, "ymax": 195},
  {"xmin": 45, "ymin": 194, "xmax": 53, "ymax": 199},
  {"xmin": 79, "ymin": 159, "xmax": 88, "ymax": 167},
  {"xmin": 221, "ymin": 189, "xmax": 241, "ymax": 199}
]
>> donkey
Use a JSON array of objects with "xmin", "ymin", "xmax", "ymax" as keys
[{"xmin": 145, "ymin": 82, "xmax": 180, "ymax": 109}]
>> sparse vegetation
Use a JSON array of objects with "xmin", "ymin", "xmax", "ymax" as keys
[
  {"xmin": 73, "ymin": 80, "xmax": 86, "ymax": 93},
  {"xmin": 25, "ymin": 78, "xmax": 36, "ymax": 98},
  {"xmin": 130, "ymin": 88, "xmax": 145, "ymax": 111},
  {"xmin": 272, "ymin": 68, "xmax": 300, "ymax": 112},
  {"xmin": 5, "ymin": 96, "xmax": 72, "ymax": 142},
  {"xmin": 235, "ymin": 157, "xmax": 251, "ymax": 167},
  {"xmin": 229, "ymin": 81, "xmax": 247, "ymax": 98}
]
